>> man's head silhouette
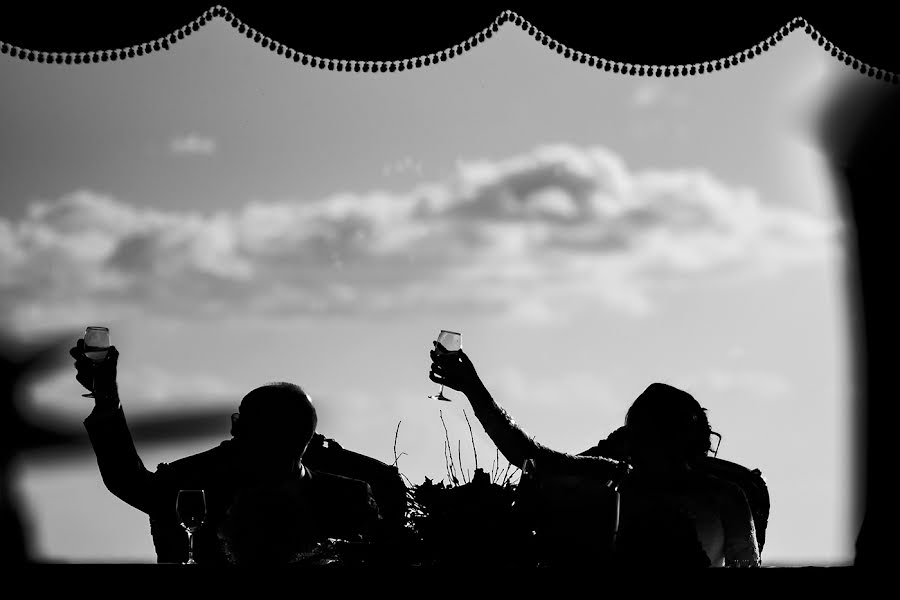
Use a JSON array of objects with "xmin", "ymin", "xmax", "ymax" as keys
[
  {"xmin": 624, "ymin": 383, "xmax": 712, "ymax": 463},
  {"xmin": 230, "ymin": 382, "xmax": 317, "ymax": 461}
]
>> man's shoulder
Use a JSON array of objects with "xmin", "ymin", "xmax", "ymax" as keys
[
  {"xmin": 304, "ymin": 469, "xmax": 381, "ymax": 522},
  {"xmin": 307, "ymin": 469, "xmax": 374, "ymax": 495},
  {"xmin": 158, "ymin": 440, "xmax": 233, "ymax": 475}
]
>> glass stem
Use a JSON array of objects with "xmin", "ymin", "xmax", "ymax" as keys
[{"xmin": 188, "ymin": 531, "xmax": 195, "ymax": 564}]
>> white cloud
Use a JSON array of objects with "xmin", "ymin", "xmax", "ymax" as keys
[
  {"xmin": 672, "ymin": 368, "xmax": 791, "ymax": 402},
  {"xmin": 382, "ymin": 156, "xmax": 423, "ymax": 177},
  {"xmin": 122, "ymin": 365, "xmax": 240, "ymax": 405},
  {"xmin": 27, "ymin": 364, "xmax": 240, "ymax": 419},
  {"xmin": 633, "ymin": 81, "xmax": 665, "ymax": 108},
  {"xmin": 489, "ymin": 367, "xmax": 621, "ymax": 413},
  {"xmin": 169, "ymin": 134, "xmax": 217, "ymax": 156},
  {"xmin": 0, "ymin": 144, "xmax": 841, "ymax": 333},
  {"xmin": 632, "ymin": 81, "xmax": 690, "ymax": 110},
  {"xmin": 483, "ymin": 366, "xmax": 627, "ymax": 451}
]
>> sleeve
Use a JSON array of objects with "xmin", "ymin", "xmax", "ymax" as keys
[
  {"xmin": 719, "ymin": 481, "xmax": 761, "ymax": 567},
  {"xmin": 344, "ymin": 480, "xmax": 382, "ymax": 540},
  {"xmin": 360, "ymin": 481, "xmax": 383, "ymax": 531},
  {"xmin": 316, "ymin": 475, "xmax": 383, "ymax": 541},
  {"xmin": 83, "ymin": 405, "xmax": 168, "ymax": 515},
  {"xmin": 577, "ymin": 437, "xmax": 627, "ymax": 460}
]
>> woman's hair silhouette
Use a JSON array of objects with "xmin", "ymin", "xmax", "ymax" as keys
[{"xmin": 623, "ymin": 382, "xmax": 712, "ymax": 459}]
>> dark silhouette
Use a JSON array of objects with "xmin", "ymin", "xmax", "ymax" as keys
[
  {"xmin": 302, "ymin": 432, "xmax": 409, "ymax": 535},
  {"xmin": 579, "ymin": 384, "xmax": 765, "ymax": 566},
  {"xmin": 73, "ymin": 339, "xmax": 394, "ymax": 564},
  {"xmin": 430, "ymin": 344, "xmax": 760, "ymax": 567},
  {"xmin": 816, "ymin": 77, "xmax": 900, "ymax": 569},
  {"xmin": 0, "ymin": 331, "xmax": 241, "ymax": 564},
  {"xmin": 0, "ymin": 333, "xmax": 76, "ymax": 564}
]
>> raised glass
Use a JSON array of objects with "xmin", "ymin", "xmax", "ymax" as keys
[
  {"xmin": 428, "ymin": 330, "xmax": 461, "ymax": 402},
  {"xmin": 81, "ymin": 326, "xmax": 110, "ymax": 399}
]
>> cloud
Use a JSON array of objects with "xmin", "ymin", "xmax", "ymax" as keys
[
  {"xmin": 633, "ymin": 82, "xmax": 665, "ymax": 108},
  {"xmin": 382, "ymin": 156, "xmax": 424, "ymax": 177},
  {"xmin": 632, "ymin": 81, "xmax": 690, "ymax": 110},
  {"xmin": 0, "ymin": 144, "xmax": 840, "ymax": 332},
  {"xmin": 482, "ymin": 366, "xmax": 627, "ymax": 450},
  {"xmin": 169, "ymin": 134, "xmax": 217, "ymax": 156},
  {"xmin": 27, "ymin": 364, "xmax": 240, "ymax": 419},
  {"xmin": 672, "ymin": 368, "xmax": 792, "ymax": 402}
]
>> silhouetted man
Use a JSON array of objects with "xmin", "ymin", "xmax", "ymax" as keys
[{"xmin": 74, "ymin": 339, "xmax": 382, "ymax": 564}]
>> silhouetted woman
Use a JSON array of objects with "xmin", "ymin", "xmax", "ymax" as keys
[{"xmin": 429, "ymin": 343, "xmax": 760, "ymax": 567}]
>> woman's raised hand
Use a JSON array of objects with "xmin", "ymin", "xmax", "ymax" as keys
[{"xmin": 428, "ymin": 341, "xmax": 482, "ymax": 396}]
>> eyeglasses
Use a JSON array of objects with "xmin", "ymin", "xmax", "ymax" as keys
[{"xmin": 710, "ymin": 431, "xmax": 722, "ymax": 458}]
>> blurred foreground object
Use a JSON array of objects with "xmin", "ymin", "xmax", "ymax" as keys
[
  {"xmin": 1, "ymin": 332, "xmax": 81, "ymax": 563},
  {"xmin": 817, "ymin": 74, "xmax": 900, "ymax": 568},
  {"xmin": 0, "ymin": 330, "xmax": 229, "ymax": 563}
]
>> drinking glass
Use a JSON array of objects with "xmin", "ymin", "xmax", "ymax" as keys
[
  {"xmin": 81, "ymin": 326, "xmax": 110, "ymax": 399},
  {"xmin": 428, "ymin": 330, "xmax": 461, "ymax": 402},
  {"xmin": 176, "ymin": 489, "xmax": 207, "ymax": 565}
]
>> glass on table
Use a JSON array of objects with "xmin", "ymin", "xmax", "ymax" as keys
[{"xmin": 176, "ymin": 489, "xmax": 207, "ymax": 565}]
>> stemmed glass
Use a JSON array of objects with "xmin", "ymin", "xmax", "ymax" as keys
[
  {"xmin": 428, "ymin": 330, "xmax": 461, "ymax": 402},
  {"xmin": 81, "ymin": 326, "xmax": 110, "ymax": 398},
  {"xmin": 176, "ymin": 489, "xmax": 207, "ymax": 565}
]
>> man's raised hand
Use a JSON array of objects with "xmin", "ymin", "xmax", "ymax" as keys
[{"xmin": 70, "ymin": 338, "xmax": 120, "ymax": 407}]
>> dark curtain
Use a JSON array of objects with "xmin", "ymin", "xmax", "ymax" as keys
[{"xmin": 0, "ymin": 5, "xmax": 898, "ymax": 75}]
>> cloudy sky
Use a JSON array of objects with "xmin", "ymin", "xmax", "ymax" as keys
[{"xmin": 1, "ymin": 18, "xmax": 870, "ymax": 564}]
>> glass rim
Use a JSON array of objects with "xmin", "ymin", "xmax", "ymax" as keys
[
  {"xmin": 438, "ymin": 329, "xmax": 461, "ymax": 337},
  {"xmin": 85, "ymin": 326, "xmax": 109, "ymax": 331}
]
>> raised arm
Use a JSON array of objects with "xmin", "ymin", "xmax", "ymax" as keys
[
  {"xmin": 428, "ymin": 344, "xmax": 624, "ymax": 480},
  {"xmin": 74, "ymin": 340, "xmax": 166, "ymax": 515}
]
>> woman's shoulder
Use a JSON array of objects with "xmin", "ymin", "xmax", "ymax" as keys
[{"xmin": 687, "ymin": 469, "xmax": 755, "ymax": 515}]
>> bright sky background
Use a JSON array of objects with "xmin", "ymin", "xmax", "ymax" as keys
[{"xmin": 0, "ymin": 19, "xmax": 870, "ymax": 565}]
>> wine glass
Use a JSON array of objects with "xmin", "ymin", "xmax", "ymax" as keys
[
  {"xmin": 81, "ymin": 326, "xmax": 110, "ymax": 399},
  {"xmin": 176, "ymin": 489, "xmax": 207, "ymax": 565},
  {"xmin": 428, "ymin": 330, "xmax": 461, "ymax": 402}
]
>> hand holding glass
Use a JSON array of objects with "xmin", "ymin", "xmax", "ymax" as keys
[
  {"xmin": 176, "ymin": 489, "xmax": 207, "ymax": 565},
  {"xmin": 81, "ymin": 326, "xmax": 110, "ymax": 398},
  {"xmin": 428, "ymin": 330, "xmax": 461, "ymax": 402}
]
